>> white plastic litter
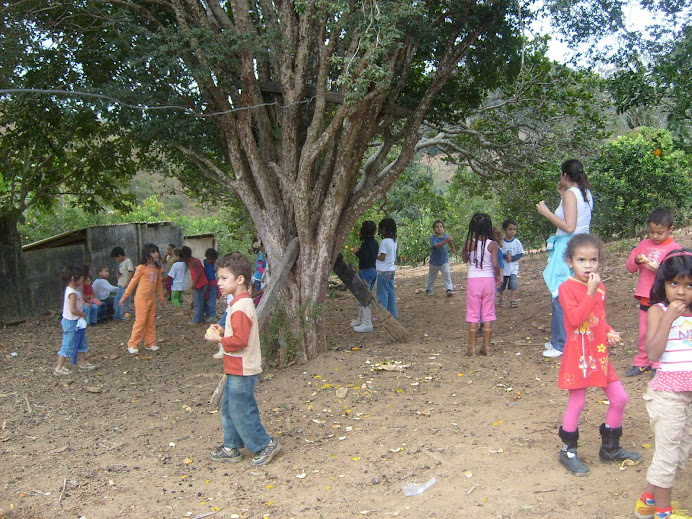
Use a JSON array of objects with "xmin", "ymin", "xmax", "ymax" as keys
[{"xmin": 402, "ymin": 476, "xmax": 437, "ymax": 496}]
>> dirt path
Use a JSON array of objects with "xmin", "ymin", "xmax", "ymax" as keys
[{"xmin": 1, "ymin": 229, "xmax": 691, "ymax": 519}]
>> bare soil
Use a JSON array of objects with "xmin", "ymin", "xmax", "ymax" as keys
[{"xmin": 1, "ymin": 229, "xmax": 691, "ymax": 519}]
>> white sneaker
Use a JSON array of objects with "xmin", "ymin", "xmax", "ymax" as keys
[
  {"xmin": 544, "ymin": 342, "xmax": 554, "ymax": 350},
  {"xmin": 128, "ymin": 347, "xmax": 139, "ymax": 354},
  {"xmin": 144, "ymin": 345, "xmax": 160, "ymax": 351},
  {"xmin": 543, "ymin": 348, "xmax": 563, "ymax": 357}
]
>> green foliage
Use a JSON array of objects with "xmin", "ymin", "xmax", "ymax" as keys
[
  {"xmin": 590, "ymin": 127, "xmax": 692, "ymax": 238},
  {"xmin": 609, "ymin": 24, "xmax": 692, "ymax": 149},
  {"xmin": 342, "ymin": 161, "xmax": 500, "ymax": 266}
]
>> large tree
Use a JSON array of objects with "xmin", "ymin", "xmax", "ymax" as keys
[
  {"xmin": 12, "ymin": 0, "xmax": 667, "ymax": 359},
  {"xmin": 16, "ymin": 0, "xmax": 526, "ymax": 359}
]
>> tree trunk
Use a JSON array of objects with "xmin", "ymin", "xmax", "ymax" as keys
[{"xmin": 0, "ymin": 214, "xmax": 25, "ymax": 321}]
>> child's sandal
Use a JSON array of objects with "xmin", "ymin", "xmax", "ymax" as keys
[{"xmin": 511, "ymin": 300, "xmax": 518, "ymax": 308}]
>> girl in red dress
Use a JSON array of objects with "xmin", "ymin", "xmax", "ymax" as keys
[{"xmin": 556, "ymin": 234, "xmax": 642, "ymax": 475}]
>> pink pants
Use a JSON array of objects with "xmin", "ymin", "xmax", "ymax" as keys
[
  {"xmin": 633, "ymin": 307, "xmax": 659, "ymax": 369},
  {"xmin": 465, "ymin": 277, "xmax": 496, "ymax": 323},
  {"xmin": 562, "ymin": 380, "xmax": 629, "ymax": 432}
]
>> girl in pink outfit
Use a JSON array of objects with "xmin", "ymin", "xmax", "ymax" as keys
[
  {"xmin": 462, "ymin": 212, "xmax": 502, "ymax": 356},
  {"xmin": 634, "ymin": 249, "xmax": 692, "ymax": 519},
  {"xmin": 625, "ymin": 208, "xmax": 680, "ymax": 376}
]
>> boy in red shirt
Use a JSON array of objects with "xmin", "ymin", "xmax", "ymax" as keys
[
  {"xmin": 625, "ymin": 208, "xmax": 680, "ymax": 376},
  {"xmin": 204, "ymin": 252, "xmax": 280, "ymax": 466}
]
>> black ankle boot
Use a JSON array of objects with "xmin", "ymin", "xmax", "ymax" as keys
[
  {"xmin": 558, "ymin": 426, "xmax": 590, "ymax": 476},
  {"xmin": 598, "ymin": 423, "xmax": 643, "ymax": 462}
]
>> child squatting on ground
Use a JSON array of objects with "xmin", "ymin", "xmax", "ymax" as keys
[
  {"xmin": 203, "ymin": 252, "xmax": 280, "ymax": 467},
  {"xmin": 634, "ymin": 249, "xmax": 692, "ymax": 519},
  {"xmin": 462, "ymin": 213, "xmax": 502, "ymax": 356},
  {"xmin": 625, "ymin": 208, "xmax": 680, "ymax": 377},
  {"xmin": 426, "ymin": 220, "xmax": 456, "ymax": 297},
  {"xmin": 55, "ymin": 265, "xmax": 96, "ymax": 375},
  {"xmin": 555, "ymin": 234, "xmax": 642, "ymax": 476},
  {"xmin": 120, "ymin": 243, "xmax": 165, "ymax": 354}
]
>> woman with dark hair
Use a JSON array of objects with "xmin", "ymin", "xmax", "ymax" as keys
[{"xmin": 537, "ymin": 159, "xmax": 594, "ymax": 358}]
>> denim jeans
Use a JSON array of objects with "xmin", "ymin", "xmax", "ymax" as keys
[
  {"xmin": 83, "ymin": 304, "xmax": 99, "ymax": 325},
  {"xmin": 551, "ymin": 296, "xmax": 566, "ymax": 352},
  {"xmin": 98, "ymin": 297, "xmax": 114, "ymax": 321},
  {"xmin": 58, "ymin": 318, "xmax": 88, "ymax": 358},
  {"xmin": 377, "ymin": 270, "xmax": 398, "ymax": 319},
  {"xmin": 218, "ymin": 310, "xmax": 227, "ymax": 328},
  {"xmin": 193, "ymin": 287, "xmax": 206, "ymax": 323},
  {"xmin": 359, "ymin": 268, "xmax": 377, "ymax": 306},
  {"xmin": 221, "ymin": 374, "xmax": 270, "ymax": 453},
  {"xmin": 205, "ymin": 284, "xmax": 218, "ymax": 318},
  {"xmin": 113, "ymin": 286, "xmax": 130, "ymax": 319}
]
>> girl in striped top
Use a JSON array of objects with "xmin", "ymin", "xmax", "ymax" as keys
[{"xmin": 635, "ymin": 249, "xmax": 692, "ymax": 519}]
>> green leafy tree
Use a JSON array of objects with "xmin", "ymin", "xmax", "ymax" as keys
[
  {"xmin": 609, "ymin": 24, "xmax": 692, "ymax": 149},
  {"xmin": 590, "ymin": 127, "xmax": 692, "ymax": 238}
]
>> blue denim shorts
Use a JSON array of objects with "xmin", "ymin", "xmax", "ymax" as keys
[
  {"xmin": 498, "ymin": 273, "xmax": 517, "ymax": 292},
  {"xmin": 58, "ymin": 318, "xmax": 88, "ymax": 358}
]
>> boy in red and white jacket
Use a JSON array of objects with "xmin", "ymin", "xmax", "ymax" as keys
[
  {"xmin": 625, "ymin": 208, "xmax": 680, "ymax": 376},
  {"xmin": 204, "ymin": 252, "xmax": 280, "ymax": 466}
]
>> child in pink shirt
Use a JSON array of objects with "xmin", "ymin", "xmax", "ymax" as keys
[{"xmin": 625, "ymin": 208, "xmax": 680, "ymax": 376}]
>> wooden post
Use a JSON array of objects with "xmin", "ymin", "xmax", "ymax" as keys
[{"xmin": 332, "ymin": 253, "xmax": 408, "ymax": 342}]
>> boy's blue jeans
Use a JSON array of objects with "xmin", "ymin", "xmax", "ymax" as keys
[
  {"xmin": 83, "ymin": 304, "xmax": 99, "ymax": 325},
  {"xmin": 205, "ymin": 284, "xmax": 218, "ymax": 318},
  {"xmin": 98, "ymin": 297, "xmax": 115, "ymax": 320},
  {"xmin": 377, "ymin": 270, "xmax": 398, "ymax": 319},
  {"xmin": 113, "ymin": 286, "xmax": 130, "ymax": 319},
  {"xmin": 221, "ymin": 374, "xmax": 271, "ymax": 453},
  {"xmin": 193, "ymin": 288, "xmax": 206, "ymax": 323}
]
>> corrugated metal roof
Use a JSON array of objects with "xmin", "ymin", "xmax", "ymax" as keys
[
  {"xmin": 22, "ymin": 221, "xmax": 176, "ymax": 251},
  {"xmin": 184, "ymin": 232, "xmax": 216, "ymax": 239}
]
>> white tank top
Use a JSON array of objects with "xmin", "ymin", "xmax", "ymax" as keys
[
  {"xmin": 555, "ymin": 186, "xmax": 593, "ymax": 236},
  {"xmin": 657, "ymin": 303, "xmax": 692, "ymax": 373},
  {"xmin": 468, "ymin": 239, "xmax": 495, "ymax": 279},
  {"xmin": 62, "ymin": 286, "xmax": 82, "ymax": 320}
]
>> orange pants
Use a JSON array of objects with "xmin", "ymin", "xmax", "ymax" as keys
[{"xmin": 128, "ymin": 297, "xmax": 157, "ymax": 350}]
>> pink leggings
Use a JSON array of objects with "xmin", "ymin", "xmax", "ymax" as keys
[{"xmin": 562, "ymin": 380, "xmax": 629, "ymax": 432}]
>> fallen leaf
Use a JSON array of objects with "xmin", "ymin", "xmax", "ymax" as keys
[
  {"xmin": 642, "ymin": 443, "xmax": 652, "ymax": 449},
  {"xmin": 183, "ymin": 458, "xmax": 193, "ymax": 464},
  {"xmin": 85, "ymin": 387, "xmax": 101, "ymax": 393},
  {"xmin": 493, "ymin": 420, "xmax": 504, "ymax": 426}
]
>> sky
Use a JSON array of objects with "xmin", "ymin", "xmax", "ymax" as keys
[{"xmin": 533, "ymin": 1, "xmax": 682, "ymax": 65}]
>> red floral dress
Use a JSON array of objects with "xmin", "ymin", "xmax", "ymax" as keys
[{"xmin": 557, "ymin": 277, "xmax": 620, "ymax": 389}]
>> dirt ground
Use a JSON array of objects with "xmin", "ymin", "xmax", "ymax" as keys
[{"xmin": 1, "ymin": 229, "xmax": 691, "ymax": 519}]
